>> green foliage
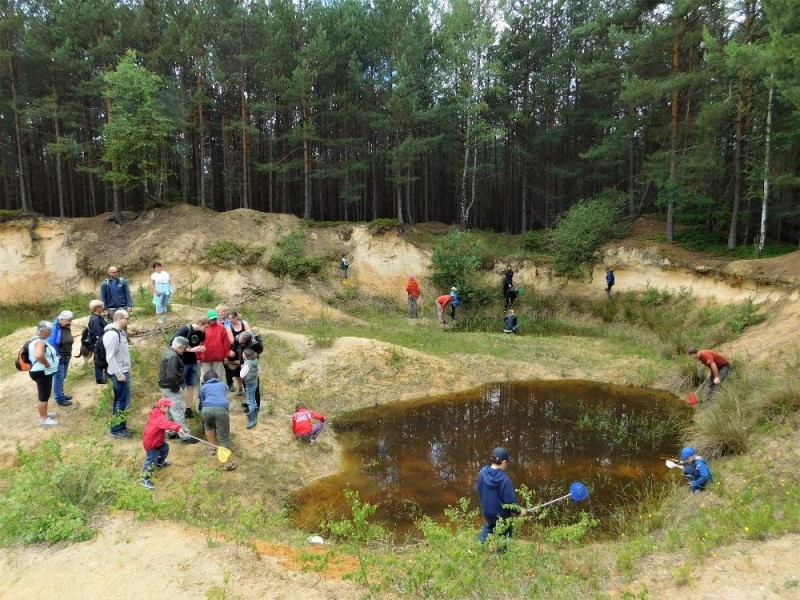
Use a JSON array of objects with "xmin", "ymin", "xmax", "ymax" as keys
[
  {"xmin": 429, "ymin": 231, "xmax": 487, "ymax": 305},
  {"xmin": 309, "ymin": 310, "xmax": 335, "ymax": 348},
  {"xmin": 0, "ymin": 293, "xmax": 94, "ymax": 338},
  {"xmin": 0, "ymin": 439, "xmax": 135, "ymax": 545},
  {"xmin": 202, "ymin": 241, "xmax": 265, "ymax": 266},
  {"xmin": 267, "ymin": 227, "xmax": 324, "ymax": 279},
  {"xmin": 521, "ymin": 229, "xmax": 550, "ymax": 252},
  {"xmin": 550, "ymin": 190, "xmax": 627, "ymax": 276}
]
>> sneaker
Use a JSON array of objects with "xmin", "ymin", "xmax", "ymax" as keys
[
  {"xmin": 109, "ymin": 430, "xmax": 133, "ymax": 439},
  {"xmin": 181, "ymin": 437, "xmax": 200, "ymax": 445},
  {"xmin": 38, "ymin": 417, "xmax": 59, "ymax": 427},
  {"xmin": 184, "ymin": 407, "xmax": 195, "ymax": 419},
  {"xmin": 63, "ymin": 395, "xmax": 73, "ymax": 401},
  {"xmin": 236, "ymin": 388, "xmax": 244, "ymax": 397},
  {"xmin": 139, "ymin": 478, "xmax": 155, "ymax": 490},
  {"xmin": 156, "ymin": 460, "xmax": 172, "ymax": 469},
  {"xmin": 47, "ymin": 410, "xmax": 57, "ymax": 418},
  {"xmin": 56, "ymin": 399, "xmax": 73, "ymax": 407},
  {"xmin": 246, "ymin": 419, "xmax": 257, "ymax": 430}
]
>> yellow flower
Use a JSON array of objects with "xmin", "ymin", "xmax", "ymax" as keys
[{"xmin": 744, "ymin": 526, "xmax": 750, "ymax": 532}]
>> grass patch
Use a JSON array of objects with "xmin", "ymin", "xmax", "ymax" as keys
[
  {"xmin": 267, "ymin": 226, "xmax": 324, "ymax": 279},
  {"xmin": 0, "ymin": 293, "xmax": 94, "ymax": 338},
  {"xmin": 202, "ymin": 240, "xmax": 265, "ymax": 266}
]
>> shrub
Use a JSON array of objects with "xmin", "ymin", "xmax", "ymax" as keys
[
  {"xmin": 429, "ymin": 230, "xmax": 486, "ymax": 302},
  {"xmin": 202, "ymin": 240, "xmax": 264, "ymax": 266},
  {"xmin": 521, "ymin": 229, "xmax": 549, "ymax": 252},
  {"xmin": 267, "ymin": 227, "xmax": 324, "ymax": 279},
  {"xmin": 550, "ymin": 190, "xmax": 627, "ymax": 276}
]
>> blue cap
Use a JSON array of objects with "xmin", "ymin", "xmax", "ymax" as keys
[
  {"xmin": 679, "ymin": 446, "xmax": 696, "ymax": 462},
  {"xmin": 491, "ymin": 447, "xmax": 510, "ymax": 463}
]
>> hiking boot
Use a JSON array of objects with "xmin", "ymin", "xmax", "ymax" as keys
[
  {"xmin": 56, "ymin": 399, "xmax": 73, "ymax": 407},
  {"xmin": 109, "ymin": 430, "xmax": 133, "ymax": 439},
  {"xmin": 139, "ymin": 478, "xmax": 155, "ymax": 490},
  {"xmin": 184, "ymin": 407, "xmax": 195, "ymax": 419},
  {"xmin": 38, "ymin": 417, "xmax": 59, "ymax": 427},
  {"xmin": 181, "ymin": 437, "xmax": 200, "ymax": 445},
  {"xmin": 156, "ymin": 460, "xmax": 172, "ymax": 469}
]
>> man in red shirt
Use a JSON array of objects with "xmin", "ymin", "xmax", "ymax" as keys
[
  {"xmin": 199, "ymin": 309, "xmax": 234, "ymax": 380},
  {"xmin": 292, "ymin": 403, "xmax": 325, "ymax": 444},
  {"xmin": 688, "ymin": 348, "xmax": 731, "ymax": 399},
  {"xmin": 435, "ymin": 294, "xmax": 453, "ymax": 324}
]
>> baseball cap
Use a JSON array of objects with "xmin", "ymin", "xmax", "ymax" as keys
[
  {"xmin": 173, "ymin": 336, "xmax": 190, "ymax": 346},
  {"xmin": 155, "ymin": 398, "xmax": 174, "ymax": 408},
  {"xmin": 451, "ymin": 287, "xmax": 458, "ymax": 292},
  {"xmin": 679, "ymin": 446, "xmax": 696, "ymax": 462},
  {"xmin": 206, "ymin": 309, "xmax": 219, "ymax": 320},
  {"xmin": 491, "ymin": 447, "xmax": 510, "ymax": 462}
]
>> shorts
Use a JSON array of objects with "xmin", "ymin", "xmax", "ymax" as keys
[{"xmin": 183, "ymin": 363, "xmax": 199, "ymax": 386}]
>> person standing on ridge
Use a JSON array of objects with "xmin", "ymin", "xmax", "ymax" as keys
[
  {"xmin": 605, "ymin": 267, "xmax": 615, "ymax": 298},
  {"xmin": 100, "ymin": 266, "xmax": 132, "ymax": 321},
  {"xmin": 341, "ymin": 256, "xmax": 350, "ymax": 279},
  {"xmin": 405, "ymin": 275, "xmax": 421, "ymax": 318}
]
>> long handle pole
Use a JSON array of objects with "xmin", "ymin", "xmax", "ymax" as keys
[
  {"xmin": 527, "ymin": 492, "xmax": 571, "ymax": 512},
  {"xmin": 183, "ymin": 433, "xmax": 222, "ymax": 450}
]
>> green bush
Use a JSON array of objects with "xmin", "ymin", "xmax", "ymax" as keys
[
  {"xmin": 429, "ymin": 230, "xmax": 486, "ymax": 304},
  {"xmin": 267, "ymin": 227, "xmax": 324, "ymax": 279},
  {"xmin": 202, "ymin": 240, "xmax": 264, "ymax": 266},
  {"xmin": 521, "ymin": 229, "xmax": 549, "ymax": 252},
  {"xmin": 550, "ymin": 190, "xmax": 627, "ymax": 276}
]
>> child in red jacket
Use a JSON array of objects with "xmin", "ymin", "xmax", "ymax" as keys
[
  {"xmin": 140, "ymin": 398, "xmax": 185, "ymax": 489},
  {"xmin": 292, "ymin": 403, "xmax": 325, "ymax": 444}
]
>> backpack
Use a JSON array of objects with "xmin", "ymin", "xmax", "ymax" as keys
[
  {"xmin": 79, "ymin": 326, "xmax": 94, "ymax": 348},
  {"xmin": 95, "ymin": 329, "xmax": 122, "ymax": 371},
  {"xmin": 15, "ymin": 338, "xmax": 36, "ymax": 371}
]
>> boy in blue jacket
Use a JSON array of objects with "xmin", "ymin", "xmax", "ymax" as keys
[
  {"xmin": 476, "ymin": 447, "xmax": 528, "ymax": 542},
  {"xmin": 680, "ymin": 446, "xmax": 713, "ymax": 492}
]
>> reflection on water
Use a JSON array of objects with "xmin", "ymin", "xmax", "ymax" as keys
[{"xmin": 291, "ymin": 380, "xmax": 688, "ymax": 536}]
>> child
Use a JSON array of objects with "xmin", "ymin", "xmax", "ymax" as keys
[
  {"xmin": 140, "ymin": 398, "xmax": 184, "ymax": 489},
  {"xmin": 239, "ymin": 347, "xmax": 261, "ymax": 429},
  {"xmin": 292, "ymin": 403, "xmax": 325, "ymax": 444},
  {"xmin": 340, "ymin": 256, "xmax": 350, "ymax": 279},
  {"xmin": 679, "ymin": 446, "xmax": 713, "ymax": 492},
  {"xmin": 503, "ymin": 310, "xmax": 519, "ymax": 334}
]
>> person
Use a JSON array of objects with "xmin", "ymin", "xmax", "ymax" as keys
[
  {"xmin": 224, "ymin": 310, "xmax": 250, "ymax": 394},
  {"xmin": 140, "ymin": 398, "xmax": 186, "ymax": 490},
  {"xmin": 87, "ymin": 300, "xmax": 108, "ymax": 384},
  {"xmin": 171, "ymin": 317, "xmax": 210, "ymax": 418},
  {"xmin": 104, "ymin": 309, "xmax": 133, "ymax": 439},
  {"xmin": 292, "ymin": 403, "xmax": 325, "ymax": 444},
  {"xmin": 232, "ymin": 331, "xmax": 264, "ymax": 412},
  {"xmin": 239, "ymin": 348, "xmax": 261, "ymax": 429},
  {"xmin": 435, "ymin": 293, "xmax": 453, "ymax": 324},
  {"xmin": 503, "ymin": 310, "xmax": 519, "ymax": 335},
  {"xmin": 340, "ymin": 256, "xmax": 350, "ymax": 279},
  {"xmin": 679, "ymin": 446, "xmax": 713, "ymax": 492},
  {"xmin": 100, "ymin": 266, "xmax": 132, "ymax": 321},
  {"xmin": 198, "ymin": 369, "xmax": 236, "ymax": 470},
  {"xmin": 157, "ymin": 336, "xmax": 199, "ymax": 445},
  {"xmin": 449, "ymin": 287, "xmax": 460, "ymax": 320},
  {"xmin": 504, "ymin": 286, "xmax": 518, "ymax": 311},
  {"xmin": 503, "ymin": 265, "xmax": 514, "ymax": 293},
  {"xmin": 688, "ymin": 348, "xmax": 731, "ymax": 399},
  {"xmin": 199, "ymin": 309, "xmax": 233, "ymax": 380},
  {"xmin": 605, "ymin": 267, "xmax": 615, "ymax": 298},
  {"xmin": 405, "ymin": 275, "xmax": 421, "ymax": 318},
  {"xmin": 149, "ymin": 261, "xmax": 172, "ymax": 317},
  {"xmin": 28, "ymin": 321, "xmax": 59, "ymax": 427},
  {"xmin": 47, "ymin": 310, "xmax": 75, "ymax": 407},
  {"xmin": 476, "ymin": 447, "xmax": 528, "ymax": 543}
]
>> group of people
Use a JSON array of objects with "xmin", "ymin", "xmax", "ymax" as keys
[{"xmin": 26, "ymin": 264, "xmax": 327, "ymax": 491}]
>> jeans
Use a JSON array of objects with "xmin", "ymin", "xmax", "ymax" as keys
[
  {"xmin": 110, "ymin": 372, "xmax": 131, "ymax": 434},
  {"xmin": 53, "ymin": 356, "xmax": 71, "ymax": 403},
  {"xmin": 407, "ymin": 296, "xmax": 418, "ymax": 318},
  {"xmin": 159, "ymin": 387, "xmax": 190, "ymax": 437},
  {"xmin": 245, "ymin": 381, "xmax": 258, "ymax": 417},
  {"xmin": 142, "ymin": 443, "xmax": 169, "ymax": 477},
  {"xmin": 94, "ymin": 363, "xmax": 107, "ymax": 384}
]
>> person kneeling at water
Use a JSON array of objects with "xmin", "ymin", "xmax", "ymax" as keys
[
  {"xmin": 680, "ymin": 446, "xmax": 712, "ymax": 492},
  {"xmin": 292, "ymin": 403, "xmax": 325, "ymax": 444},
  {"xmin": 503, "ymin": 310, "xmax": 519, "ymax": 334}
]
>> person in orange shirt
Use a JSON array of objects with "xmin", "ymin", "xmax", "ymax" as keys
[
  {"xmin": 688, "ymin": 348, "xmax": 730, "ymax": 399},
  {"xmin": 435, "ymin": 293, "xmax": 453, "ymax": 324},
  {"xmin": 405, "ymin": 275, "xmax": 421, "ymax": 318}
]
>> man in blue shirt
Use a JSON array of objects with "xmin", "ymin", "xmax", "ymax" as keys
[{"xmin": 100, "ymin": 266, "xmax": 132, "ymax": 321}]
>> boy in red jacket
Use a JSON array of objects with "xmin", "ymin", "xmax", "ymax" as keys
[
  {"xmin": 140, "ymin": 398, "xmax": 185, "ymax": 489},
  {"xmin": 292, "ymin": 403, "xmax": 325, "ymax": 445}
]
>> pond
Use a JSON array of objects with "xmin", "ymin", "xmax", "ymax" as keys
[{"xmin": 290, "ymin": 380, "xmax": 689, "ymax": 538}]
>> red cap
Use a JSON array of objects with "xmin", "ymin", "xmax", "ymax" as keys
[{"xmin": 155, "ymin": 398, "xmax": 174, "ymax": 408}]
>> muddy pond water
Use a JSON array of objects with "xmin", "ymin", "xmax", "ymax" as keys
[{"xmin": 291, "ymin": 380, "xmax": 689, "ymax": 538}]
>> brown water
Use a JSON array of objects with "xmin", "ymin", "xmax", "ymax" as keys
[{"xmin": 291, "ymin": 380, "xmax": 688, "ymax": 537}]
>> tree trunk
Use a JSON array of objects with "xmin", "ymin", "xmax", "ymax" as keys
[
  {"xmin": 105, "ymin": 95, "xmax": 122, "ymax": 223},
  {"xmin": 667, "ymin": 28, "xmax": 681, "ymax": 242},
  {"xmin": 758, "ymin": 78, "xmax": 773, "ymax": 258},
  {"xmin": 302, "ymin": 94, "xmax": 312, "ymax": 219},
  {"xmin": 7, "ymin": 37, "xmax": 29, "ymax": 212}
]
